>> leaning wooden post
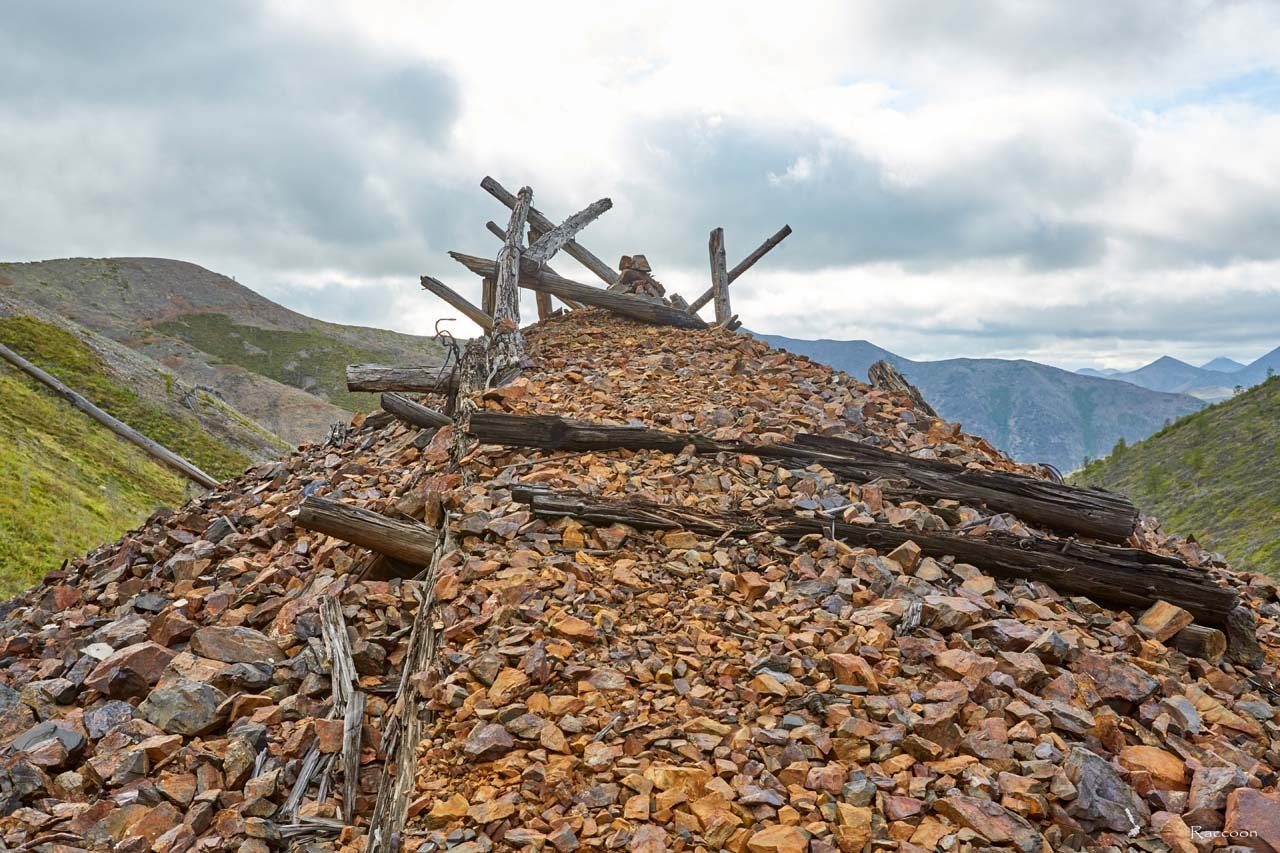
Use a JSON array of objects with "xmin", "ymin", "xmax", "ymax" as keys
[
  {"xmin": 709, "ymin": 227, "xmax": 731, "ymax": 326},
  {"xmin": 492, "ymin": 186, "xmax": 533, "ymax": 368},
  {"xmin": 688, "ymin": 224, "xmax": 791, "ymax": 315}
]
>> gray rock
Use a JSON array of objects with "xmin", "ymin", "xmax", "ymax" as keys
[
  {"xmin": 1063, "ymin": 746, "xmax": 1150, "ymax": 833},
  {"xmin": 139, "ymin": 680, "xmax": 228, "ymax": 736},
  {"xmin": 10, "ymin": 721, "xmax": 85, "ymax": 756},
  {"xmin": 85, "ymin": 700, "xmax": 136, "ymax": 739},
  {"xmin": 189, "ymin": 626, "xmax": 286, "ymax": 664}
]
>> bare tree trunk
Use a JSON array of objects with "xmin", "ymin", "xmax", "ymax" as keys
[{"xmin": 492, "ymin": 186, "xmax": 533, "ymax": 369}]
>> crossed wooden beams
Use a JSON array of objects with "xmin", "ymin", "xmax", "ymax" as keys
[{"xmin": 418, "ymin": 176, "xmax": 793, "ymax": 337}]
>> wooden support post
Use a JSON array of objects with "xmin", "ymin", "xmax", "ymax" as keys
[
  {"xmin": 481, "ymin": 278, "xmax": 496, "ymax": 316},
  {"xmin": 418, "ymin": 276, "xmax": 493, "ymax": 332},
  {"xmin": 486, "ymin": 221, "xmax": 583, "ymax": 310},
  {"xmin": 295, "ymin": 496, "xmax": 439, "ymax": 566},
  {"xmin": 535, "ymin": 291, "xmax": 553, "ymax": 321},
  {"xmin": 688, "ymin": 224, "xmax": 792, "ymax": 315},
  {"xmin": 0, "ymin": 342, "xmax": 221, "ymax": 489},
  {"xmin": 511, "ymin": 487, "xmax": 1238, "ymax": 627},
  {"xmin": 708, "ymin": 227, "xmax": 731, "ymax": 325},
  {"xmin": 449, "ymin": 252, "xmax": 707, "ymax": 330},
  {"xmin": 481, "ymin": 176, "xmax": 620, "ymax": 285},
  {"xmin": 379, "ymin": 393, "xmax": 452, "ymax": 430},
  {"xmin": 492, "ymin": 186, "xmax": 533, "ymax": 368},
  {"xmin": 346, "ymin": 364, "xmax": 456, "ymax": 394}
]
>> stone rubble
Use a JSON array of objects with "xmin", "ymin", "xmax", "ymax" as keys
[{"xmin": 0, "ymin": 309, "xmax": 1277, "ymax": 853}]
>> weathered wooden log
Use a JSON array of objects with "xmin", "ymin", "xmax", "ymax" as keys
[
  {"xmin": 346, "ymin": 364, "xmax": 456, "ymax": 394},
  {"xmin": 510, "ymin": 487, "xmax": 1238, "ymax": 626},
  {"xmin": 868, "ymin": 359, "xmax": 938, "ymax": 418},
  {"xmin": 1170, "ymin": 624, "xmax": 1227, "ymax": 663},
  {"xmin": 481, "ymin": 176, "xmax": 619, "ymax": 285},
  {"xmin": 295, "ymin": 496, "xmax": 439, "ymax": 566},
  {"xmin": 419, "ymin": 276, "xmax": 493, "ymax": 332},
  {"xmin": 493, "ymin": 186, "xmax": 533, "ymax": 367},
  {"xmin": 449, "ymin": 252, "xmax": 707, "ymax": 330},
  {"xmin": 469, "ymin": 412, "xmax": 1139, "ymax": 542},
  {"xmin": 486, "ymin": 221, "xmax": 583, "ymax": 311},
  {"xmin": 709, "ymin": 227, "xmax": 731, "ymax": 325},
  {"xmin": 525, "ymin": 198, "xmax": 613, "ymax": 265},
  {"xmin": 379, "ymin": 393, "xmax": 451, "ymax": 430},
  {"xmin": 481, "ymin": 277, "xmax": 496, "ymax": 316},
  {"xmin": 688, "ymin": 224, "xmax": 792, "ymax": 314},
  {"xmin": 0, "ymin": 342, "xmax": 221, "ymax": 489}
]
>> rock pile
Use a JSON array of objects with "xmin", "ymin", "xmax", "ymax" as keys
[{"xmin": 1, "ymin": 309, "xmax": 1278, "ymax": 853}]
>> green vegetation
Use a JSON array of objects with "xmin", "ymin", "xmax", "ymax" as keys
[
  {"xmin": 154, "ymin": 312, "xmax": 406, "ymax": 412},
  {"xmin": 0, "ymin": 363, "xmax": 188, "ymax": 596},
  {"xmin": 0, "ymin": 316, "xmax": 251, "ymax": 479},
  {"xmin": 1073, "ymin": 376, "xmax": 1280, "ymax": 576}
]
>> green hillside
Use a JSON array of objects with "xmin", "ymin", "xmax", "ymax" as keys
[
  {"xmin": 0, "ymin": 316, "xmax": 255, "ymax": 594},
  {"xmin": 1073, "ymin": 375, "xmax": 1280, "ymax": 576}
]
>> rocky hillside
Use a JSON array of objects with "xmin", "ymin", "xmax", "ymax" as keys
[
  {"xmin": 0, "ymin": 258, "xmax": 445, "ymax": 444},
  {"xmin": 1, "ymin": 309, "xmax": 1277, "ymax": 853},
  {"xmin": 1074, "ymin": 375, "xmax": 1280, "ymax": 577},
  {"xmin": 754, "ymin": 333, "xmax": 1203, "ymax": 472}
]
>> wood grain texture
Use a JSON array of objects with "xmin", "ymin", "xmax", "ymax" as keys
[
  {"xmin": 469, "ymin": 411, "xmax": 1140, "ymax": 542},
  {"xmin": 708, "ymin": 227, "xmax": 731, "ymax": 325},
  {"xmin": 525, "ymin": 198, "xmax": 612, "ymax": 265},
  {"xmin": 345, "ymin": 364, "xmax": 455, "ymax": 394},
  {"xmin": 481, "ymin": 175, "xmax": 619, "ymax": 285},
  {"xmin": 492, "ymin": 186, "xmax": 533, "ymax": 367},
  {"xmin": 0, "ymin": 341, "xmax": 220, "ymax": 488},
  {"xmin": 511, "ymin": 487, "xmax": 1237, "ymax": 626},
  {"xmin": 449, "ymin": 252, "xmax": 706, "ymax": 330},
  {"xmin": 295, "ymin": 496, "xmax": 439, "ymax": 565},
  {"xmin": 869, "ymin": 359, "xmax": 938, "ymax": 418}
]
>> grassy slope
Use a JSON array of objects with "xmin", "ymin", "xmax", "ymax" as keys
[
  {"xmin": 1073, "ymin": 375, "xmax": 1280, "ymax": 576},
  {"xmin": 0, "ymin": 316, "xmax": 258, "ymax": 594},
  {"xmin": 151, "ymin": 312, "xmax": 413, "ymax": 412}
]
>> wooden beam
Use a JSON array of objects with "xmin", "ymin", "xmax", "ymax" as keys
[
  {"xmin": 418, "ymin": 275, "xmax": 493, "ymax": 332},
  {"xmin": 525, "ymin": 198, "xmax": 612, "ymax": 265},
  {"xmin": 511, "ymin": 487, "xmax": 1238, "ymax": 627},
  {"xmin": 379, "ymin": 393, "xmax": 452, "ymax": 429},
  {"xmin": 346, "ymin": 364, "xmax": 455, "ymax": 394},
  {"xmin": 1170, "ymin": 624, "xmax": 1226, "ymax": 663},
  {"xmin": 708, "ymin": 227, "xmax": 731, "ymax": 325},
  {"xmin": 481, "ymin": 176, "xmax": 619, "ymax": 285},
  {"xmin": 295, "ymin": 496, "xmax": 439, "ymax": 565},
  {"xmin": 486, "ymin": 221, "xmax": 582, "ymax": 310},
  {"xmin": 688, "ymin": 224, "xmax": 792, "ymax": 314},
  {"xmin": 468, "ymin": 411, "xmax": 1140, "ymax": 543},
  {"xmin": 449, "ymin": 252, "xmax": 707, "ymax": 330},
  {"xmin": 492, "ymin": 186, "xmax": 533, "ymax": 367},
  {"xmin": 0, "ymin": 342, "xmax": 220, "ymax": 489}
]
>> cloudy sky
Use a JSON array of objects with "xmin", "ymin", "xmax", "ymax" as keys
[{"xmin": 3, "ymin": 1, "xmax": 1279, "ymax": 369}]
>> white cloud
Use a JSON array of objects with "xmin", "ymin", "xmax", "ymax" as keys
[{"xmin": 1, "ymin": 0, "xmax": 1279, "ymax": 368}]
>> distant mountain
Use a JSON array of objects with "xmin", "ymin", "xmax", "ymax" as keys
[
  {"xmin": 1234, "ymin": 345, "xmax": 1280, "ymax": 387},
  {"xmin": 1076, "ymin": 367, "xmax": 1121, "ymax": 378},
  {"xmin": 752, "ymin": 333, "xmax": 1204, "ymax": 472},
  {"xmin": 1073, "ymin": 375, "xmax": 1280, "ymax": 577},
  {"xmin": 0, "ymin": 258, "xmax": 444, "ymax": 443},
  {"xmin": 1201, "ymin": 356, "xmax": 1246, "ymax": 372}
]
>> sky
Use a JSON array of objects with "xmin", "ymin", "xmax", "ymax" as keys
[{"xmin": 2, "ymin": 1, "xmax": 1279, "ymax": 371}]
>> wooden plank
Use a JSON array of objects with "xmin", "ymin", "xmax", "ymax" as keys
[
  {"xmin": 468, "ymin": 411, "xmax": 1140, "ymax": 543},
  {"xmin": 688, "ymin": 224, "xmax": 792, "ymax": 314},
  {"xmin": 418, "ymin": 276, "xmax": 493, "ymax": 332},
  {"xmin": 0, "ymin": 342, "xmax": 221, "ymax": 489},
  {"xmin": 481, "ymin": 176, "xmax": 619, "ymax": 285},
  {"xmin": 295, "ymin": 496, "xmax": 439, "ymax": 565},
  {"xmin": 481, "ymin": 277, "xmax": 496, "ymax": 316},
  {"xmin": 342, "ymin": 690, "xmax": 366, "ymax": 825},
  {"xmin": 525, "ymin": 198, "xmax": 613, "ymax": 265},
  {"xmin": 346, "ymin": 364, "xmax": 455, "ymax": 394},
  {"xmin": 536, "ymin": 291, "xmax": 553, "ymax": 320},
  {"xmin": 379, "ymin": 393, "xmax": 452, "ymax": 429},
  {"xmin": 708, "ymin": 227, "xmax": 731, "ymax": 325},
  {"xmin": 449, "ymin": 252, "xmax": 707, "ymax": 330},
  {"xmin": 512, "ymin": 487, "xmax": 1238, "ymax": 626}
]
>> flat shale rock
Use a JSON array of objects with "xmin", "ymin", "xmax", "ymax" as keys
[{"xmin": 0, "ymin": 309, "xmax": 1276, "ymax": 852}]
